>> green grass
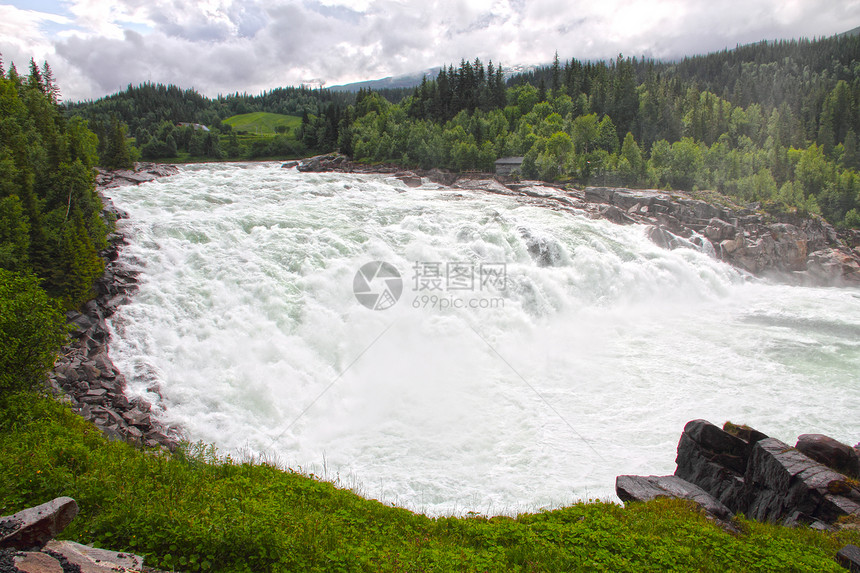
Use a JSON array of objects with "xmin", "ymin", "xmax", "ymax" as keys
[
  {"xmin": 223, "ymin": 112, "xmax": 302, "ymax": 136},
  {"xmin": 1, "ymin": 392, "xmax": 857, "ymax": 572}
]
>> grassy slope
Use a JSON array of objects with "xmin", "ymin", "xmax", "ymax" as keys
[
  {"xmin": 1, "ymin": 393, "xmax": 857, "ymax": 572},
  {"xmin": 222, "ymin": 112, "xmax": 302, "ymax": 135}
]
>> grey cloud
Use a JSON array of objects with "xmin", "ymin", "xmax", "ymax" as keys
[{"xmin": 45, "ymin": 0, "xmax": 860, "ymax": 101}]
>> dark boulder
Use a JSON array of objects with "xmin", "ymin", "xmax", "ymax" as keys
[
  {"xmin": 395, "ymin": 172, "xmax": 423, "ymax": 188},
  {"xmin": 745, "ymin": 437, "xmax": 860, "ymax": 523},
  {"xmin": 674, "ymin": 420, "xmax": 748, "ymax": 509},
  {"xmin": 796, "ymin": 434, "xmax": 860, "ymax": 479},
  {"xmin": 837, "ymin": 545, "xmax": 860, "ymax": 572}
]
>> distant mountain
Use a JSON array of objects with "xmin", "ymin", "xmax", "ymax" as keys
[
  {"xmin": 330, "ymin": 64, "xmax": 539, "ymax": 92},
  {"xmin": 839, "ymin": 25, "xmax": 860, "ymax": 37},
  {"xmin": 329, "ymin": 68, "xmax": 442, "ymax": 92}
]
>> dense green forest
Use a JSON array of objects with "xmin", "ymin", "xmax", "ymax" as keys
[
  {"xmin": 0, "ymin": 56, "xmax": 108, "ymax": 309},
  {"xmin": 64, "ymin": 32, "xmax": 860, "ymax": 228}
]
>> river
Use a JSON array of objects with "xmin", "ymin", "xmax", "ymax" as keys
[{"xmin": 105, "ymin": 162, "xmax": 860, "ymax": 515}]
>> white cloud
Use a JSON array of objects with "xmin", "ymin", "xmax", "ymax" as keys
[
  {"xmin": 0, "ymin": 5, "xmax": 70, "ymax": 69},
  {"xmin": 3, "ymin": 0, "xmax": 857, "ymax": 101}
]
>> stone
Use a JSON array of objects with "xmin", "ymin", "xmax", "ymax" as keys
[
  {"xmin": 769, "ymin": 223, "xmax": 808, "ymax": 271},
  {"xmin": 66, "ymin": 312, "xmax": 95, "ymax": 337},
  {"xmin": 122, "ymin": 409, "xmax": 151, "ymax": 428},
  {"xmin": 674, "ymin": 430, "xmax": 747, "ymax": 510},
  {"xmin": 297, "ymin": 153, "xmax": 346, "ymax": 172},
  {"xmin": 281, "ymin": 161, "xmax": 299, "ymax": 169},
  {"xmin": 0, "ymin": 497, "xmax": 79, "ymax": 550},
  {"xmin": 704, "ymin": 218, "xmax": 738, "ymax": 242},
  {"xmin": 91, "ymin": 353, "xmax": 116, "ymax": 377},
  {"xmin": 82, "ymin": 364, "xmax": 102, "ymax": 382},
  {"xmin": 796, "ymin": 434, "xmax": 860, "ymax": 478},
  {"xmin": 837, "ymin": 544, "xmax": 860, "ymax": 572},
  {"xmin": 616, "ymin": 474, "xmax": 734, "ymax": 521},
  {"xmin": 12, "ymin": 551, "xmax": 64, "ymax": 573},
  {"xmin": 45, "ymin": 539, "xmax": 144, "ymax": 572},
  {"xmin": 600, "ymin": 205, "xmax": 635, "ymax": 225},
  {"xmin": 745, "ymin": 437, "xmax": 859, "ymax": 523}
]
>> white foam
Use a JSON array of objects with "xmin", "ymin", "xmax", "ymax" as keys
[{"xmin": 106, "ymin": 162, "xmax": 860, "ymax": 515}]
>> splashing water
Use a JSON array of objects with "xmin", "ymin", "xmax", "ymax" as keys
[{"xmin": 105, "ymin": 162, "xmax": 860, "ymax": 515}]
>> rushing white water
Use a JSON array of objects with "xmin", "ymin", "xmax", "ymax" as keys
[{"xmin": 106, "ymin": 162, "xmax": 860, "ymax": 515}]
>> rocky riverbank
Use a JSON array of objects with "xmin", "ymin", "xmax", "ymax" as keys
[
  {"xmin": 46, "ymin": 163, "xmax": 182, "ymax": 451},
  {"xmin": 295, "ymin": 153, "xmax": 860, "ymax": 285}
]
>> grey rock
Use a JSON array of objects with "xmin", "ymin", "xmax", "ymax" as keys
[
  {"xmin": 0, "ymin": 497, "xmax": 79, "ymax": 550},
  {"xmin": 12, "ymin": 551, "xmax": 64, "ymax": 572},
  {"xmin": 837, "ymin": 544, "xmax": 860, "ymax": 572},
  {"xmin": 616, "ymin": 474, "xmax": 734, "ymax": 521},
  {"xmin": 745, "ymin": 437, "xmax": 859, "ymax": 523},
  {"xmin": 704, "ymin": 218, "xmax": 738, "ymax": 242},
  {"xmin": 45, "ymin": 539, "xmax": 145, "ymax": 572}
]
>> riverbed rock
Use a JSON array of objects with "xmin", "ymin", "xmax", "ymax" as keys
[
  {"xmin": 48, "ymin": 163, "xmax": 184, "ymax": 453},
  {"xmin": 12, "ymin": 551, "xmax": 65, "ymax": 572},
  {"xmin": 0, "ymin": 497, "xmax": 79, "ymax": 550},
  {"xmin": 395, "ymin": 172, "xmax": 423, "ymax": 187},
  {"xmin": 297, "ymin": 153, "xmax": 348, "ymax": 172},
  {"xmin": 796, "ymin": 434, "xmax": 860, "ymax": 479}
]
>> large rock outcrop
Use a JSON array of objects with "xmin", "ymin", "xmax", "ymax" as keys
[{"xmin": 618, "ymin": 420, "xmax": 860, "ymax": 531}]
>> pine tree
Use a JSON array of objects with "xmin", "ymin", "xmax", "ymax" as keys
[
  {"xmin": 102, "ymin": 115, "xmax": 134, "ymax": 169},
  {"xmin": 27, "ymin": 58, "xmax": 44, "ymax": 94},
  {"xmin": 41, "ymin": 61, "xmax": 60, "ymax": 104},
  {"xmin": 551, "ymin": 52, "xmax": 561, "ymax": 98}
]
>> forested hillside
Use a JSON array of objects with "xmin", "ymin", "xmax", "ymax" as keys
[
  {"xmin": 65, "ymin": 83, "xmax": 354, "ymax": 161},
  {"xmin": 343, "ymin": 33, "xmax": 860, "ymax": 228}
]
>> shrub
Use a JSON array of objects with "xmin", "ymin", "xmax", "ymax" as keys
[{"xmin": 0, "ymin": 269, "xmax": 67, "ymax": 393}]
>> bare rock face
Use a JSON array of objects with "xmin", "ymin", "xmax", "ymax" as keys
[
  {"xmin": 745, "ymin": 437, "xmax": 860, "ymax": 524},
  {"xmin": 0, "ymin": 497, "xmax": 78, "ymax": 551}
]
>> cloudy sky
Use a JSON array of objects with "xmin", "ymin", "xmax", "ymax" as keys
[{"xmin": 1, "ymin": 0, "xmax": 858, "ymax": 102}]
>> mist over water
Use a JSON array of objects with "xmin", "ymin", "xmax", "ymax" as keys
[{"xmin": 106, "ymin": 162, "xmax": 860, "ymax": 514}]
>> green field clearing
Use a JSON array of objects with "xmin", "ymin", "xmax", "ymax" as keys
[{"xmin": 223, "ymin": 112, "xmax": 302, "ymax": 135}]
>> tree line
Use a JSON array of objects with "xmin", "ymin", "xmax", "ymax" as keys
[
  {"xmin": 337, "ymin": 35, "xmax": 860, "ymax": 228},
  {"xmin": 62, "ymin": 32, "xmax": 860, "ymax": 228}
]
